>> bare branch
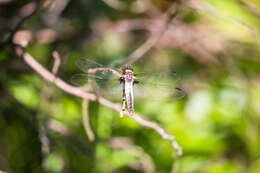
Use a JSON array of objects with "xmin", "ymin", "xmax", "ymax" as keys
[
  {"xmin": 123, "ymin": 3, "xmax": 178, "ymax": 64},
  {"xmin": 186, "ymin": 0, "xmax": 258, "ymax": 41},
  {"xmin": 123, "ymin": 31, "xmax": 163, "ymax": 65},
  {"xmin": 52, "ymin": 51, "xmax": 61, "ymax": 75},
  {"xmin": 47, "ymin": 119, "xmax": 70, "ymax": 135},
  {"xmin": 109, "ymin": 137, "xmax": 155, "ymax": 173},
  {"xmin": 39, "ymin": 126, "xmax": 50, "ymax": 155},
  {"xmin": 82, "ymin": 99, "xmax": 95, "ymax": 142},
  {"xmin": 102, "ymin": 0, "xmax": 126, "ymax": 10},
  {"xmin": 0, "ymin": 0, "xmax": 41, "ymax": 49},
  {"xmin": 37, "ymin": 51, "xmax": 62, "ymax": 157},
  {"xmin": 0, "ymin": 170, "xmax": 8, "ymax": 173},
  {"xmin": 0, "ymin": 0, "xmax": 13, "ymax": 4},
  {"xmin": 38, "ymin": 51, "xmax": 62, "ymax": 156},
  {"xmin": 14, "ymin": 44, "xmax": 182, "ymax": 158},
  {"xmin": 6, "ymin": 0, "xmax": 182, "ymax": 170},
  {"xmin": 170, "ymin": 154, "xmax": 179, "ymax": 173},
  {"xmin": 43, "ymin": 0, "xmax": 70, "ymax": 25},
  {"xmin": 90, "ymin": 16, "xmax": 223, "ymax": 65},
  {"xmin": 238, "ymin": 0, "xmax": 260, "ymax": 18}
]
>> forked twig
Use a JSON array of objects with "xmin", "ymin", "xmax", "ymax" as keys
[
  {"xmin": 82, "ymin": 99, "xmax": 95, "ymax": 141},
  {"xmin": 123, "ymin": 3, "xmax": 179, "ymax": 64},
  {"xmin": 108, "ymin": 137, "xmax": 155, "ymax": 173},
  {"xmin": 0, "ymin": 0, "xmax": 41, "ymax": 49},
  {"xmin": 9, "ymin": 1, "xmax": 182, "ymax": 170},
  {"xmin": 38, "ymin": 50, "xmax": 62, "ymax": 156},
  {"xmin": 14, "ymin": 44, "xmax": 182, "ymax": 158}
]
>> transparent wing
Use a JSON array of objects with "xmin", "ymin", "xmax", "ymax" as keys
[
  {"xmin": 134, "ymin": 71, "xmax": 185, "ymax": 100},
  {"xmin": 72, "ymin": 58, "xmax": 185, "ymax": 101},
  {"xmin": 72, "ymin": 57, "xmax": 122, "ymax": 87},
  {"xmin": 71, "ymin": 72, "xmax": 123, "ymax": 102},
  {"xmin": 76, "ymin": 57, "xmax": 122, "ymax": 74},
  {"xmin": 135, "ymin": 71, "xmax": 180, "ymax": 85},
  {"xmin": 71, "ymin": 72, "xmax": 121, "ymax": 88},
  {"xmin": 134, "ymin": 84, "xmax": 185, "ymax": 101},
  {"xmin": 76, "ymin": 57, "xmax": 104, "ymax": 73},
  {"xmin": 70, "ymin": 74, "xmax": 104, "ymax": 87},
  {"xmin": 99, "ymin": 85, "xmax": 123, "ymax": 102}
]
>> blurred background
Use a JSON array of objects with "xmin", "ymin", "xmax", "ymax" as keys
[{"xmin": 1, "ymin": 0, "xmax": 260, "ymax": 173}]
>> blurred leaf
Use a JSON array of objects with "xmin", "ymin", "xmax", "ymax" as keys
[
  {"xmin": 43, "ymin": 153, "xmax": 64, "ymax": 173},
  {"xmin": 10, "ymin": 83, "xmax": 39, "ymax": 108}
]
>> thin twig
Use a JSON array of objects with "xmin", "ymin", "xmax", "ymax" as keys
[
  {"xmin": 123, "ymin": 32, "xmax": 163, "ymax": 65},
  {"xmin": 9, "ymin": 1, "xmax": 182, "ymax": 170},
  {"xmin": 170, "ymin": 154, "xmax": 179, "ymax": 173},
  {"xmin": 0, "ymin": 0, "xmax": 41, "ymax": 49},
  {"xmin": 43, "ymin": 0, "xmax": 70, "ymax": 25},
  {"xmin": 102, "ymin": 0, "xmax": 126, "ymax": 10},
  {"xmin": 0, "ymin": 170, "xmax": 8, "ymax": 173},
  {"xmin": 0, "ymin": 0, "xmax": 13, "ymax": 4},
  {"xmin": 38, "ymin": 51, "xmax": 62, "ymax": 156},
  {"xmin": 108, "ymin": 137, "xmax": 155, "ymax": 173},
  {"xmin": 82, "ymin": 99, "xmax": 95, "ymax": 141},
  {"xmin": 88, "ymin": 67, "xmax": 121, "ymax": 77},
  {"xmin": 52, "ymin": 51, "xmax": 61, "ymax": 75},
  {"xmin": 186, "ymin": 0, "xmax": 258, "ymax": 41},
  {"xmin": 123, "ymin": 3, "xmax": 178, "ymax": 65},
  {"xmin": 238, "ymin": 0, "xmax": 260, "ymax": 18},
  {"xmin": 14, "ymin": 44, "xmax": 182, "ymax": 157}
]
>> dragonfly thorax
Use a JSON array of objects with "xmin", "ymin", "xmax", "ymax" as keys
[
  {"xmin": 122, "ymin": 65, "xmax": 135, "ymax": 83},
  {"xmin": 122, "ymin": 69, "xmax": 134, "ymax": 82}
]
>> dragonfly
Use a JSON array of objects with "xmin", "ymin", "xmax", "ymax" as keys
[{"xmin": 71, "ymin": 58, "xmax": 185, "ymax": 117}]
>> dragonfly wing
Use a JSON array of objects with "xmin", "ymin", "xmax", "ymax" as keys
[
  {"xmin": 133, "ymin": 71, "xmax": 184, "ymax": 100},
  {"xmin": 73, "ymin": 57, "xmax": 122, "ymax": 87},
  {"xmin": 134, "ymin": 83, "xmax": 185, "ymax": 101},
  {"xmin": 70, "ymin": 74, "xmax": 104, "ymax": 86},
  {"xmin": 98, "ymin": 72, "xmax": 121, "ymax": 89},
  {"xmin": 76, "ymin": 57, "xmax": 104, "ymax": 73},
  {"xmin": 71, "ymin": 72, "xmax": 121, "ymax": 86},
  {"xmin": 98, "ymin": 85, "xmax": 123, "ymax": 102},
  {"xmin": 135, "ymin": 71, "xmax": 180, "ymax": 85},
  {"xmin": 76, "ymin": 57, "xmax": 122, "ymax": 74}
]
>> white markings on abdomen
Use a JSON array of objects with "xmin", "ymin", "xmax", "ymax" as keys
[{"xmin": 125, "ymin": 81, "xmax": 134, "ymax": 115}]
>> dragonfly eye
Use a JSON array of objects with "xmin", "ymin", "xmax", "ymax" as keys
[{"xmin": 121, "ymin": 66, "xmax": 126, "ymax": 71}]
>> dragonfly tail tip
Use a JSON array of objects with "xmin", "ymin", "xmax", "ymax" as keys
[{"xmin": 120, "ymin": 111, "xmax": 124, "ymax": 118}]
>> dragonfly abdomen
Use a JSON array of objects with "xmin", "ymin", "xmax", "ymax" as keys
[{"xmin": 125, "ymin": 81, "xmax": 134, "ymax": 115}]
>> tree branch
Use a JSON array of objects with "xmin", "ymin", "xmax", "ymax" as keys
[
  {"xmin": 0, "ymin": 0, "xmax": 41, "ymax": 49},
  {"xmin": 108, "ymin": 137, "xmax": 155, "ymax": 173},
  {"xmin": 51, "ymin": 51, "xmax": 61, "ymax": 75},
  {"xmin": 82, "ymin": 99, "xmax": 95, "ymax": 142},
  {"xmin": 123, "ymin": 3, "xmax": 179, "ymax": 64},
  {"xmin": 14, "ymin": 45, "xmax": 182, "ymax": 158},
  {"xmin": 186, "ymin": 0, "xmax": 258, "ymax": 41}
]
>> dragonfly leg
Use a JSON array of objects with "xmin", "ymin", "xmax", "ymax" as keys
[
  {"xmin": 120, "ymin": 96, "xmax": 126, "ymax": 118},
  {"xmin": 120, "ymin": 110, "xmax": 124, "ymax": 118},
  {"xmin": 120, "ymin": 81, "xmax": 126, "ymax": 118},
  {"xmin": 128, "ymin": 110, "xmax": 134, "ymax": 116}
]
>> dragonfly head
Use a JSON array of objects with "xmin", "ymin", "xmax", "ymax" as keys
[
  {"xmin": 121, "ymin": 65, "xmax": 133, "ymax": 72},
  {"xmin": 122, "ymin": 65, "xmax": 134, "ymax": 82}
]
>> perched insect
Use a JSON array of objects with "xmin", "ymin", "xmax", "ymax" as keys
[
  {"xmin": 119, "ymin": 64, "xmax": 139, "ymax": 116},
  {"xmin": 71, "ymin": 58, "xmax": 185, "ymax": 117}
]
